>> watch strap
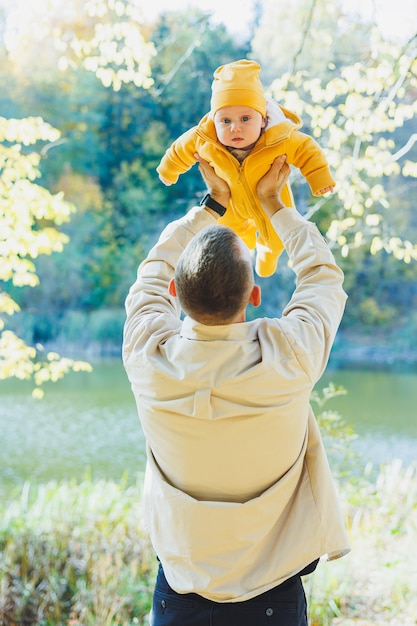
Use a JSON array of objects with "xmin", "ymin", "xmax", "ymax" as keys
[{"xmin": 200, "ymin": 193, "xmax": 227, "ymax": 217}]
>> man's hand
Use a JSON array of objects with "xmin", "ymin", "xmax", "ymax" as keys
[
  {"xmin": 195, "ymin": 153, "xmax": 231, "ymax": 210},
  {"xmin": 257, "ymin": 155, "xmax": 291, "ymax": 218}
]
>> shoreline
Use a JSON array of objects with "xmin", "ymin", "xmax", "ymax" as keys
[{"xmin": 41, "ymin": 338, "xmax": 417, "ymax": 371}]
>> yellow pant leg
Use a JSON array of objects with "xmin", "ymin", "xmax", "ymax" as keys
[
  {"xmin": 254, "ymin": 182, "xmax": 293, "ymax": 277},
  {"xmin": 219, "ymin": 183, "xmax": 294, "ymax": 277},
  {"xmin": 218, "ymin": 213, "xmax": 257, "ymax": 250},
  {"xmin": 255, "ymin": 228, "xmax": 285, "ymax": 277}
]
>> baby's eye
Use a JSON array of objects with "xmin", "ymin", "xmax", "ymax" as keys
[
  {"xmin": 241, "ymin": 116, "xmax": 250, "ymax": 122},
  {"xmin": 222, "ymin": 118, "xmax": 231, "ymax": 124}
]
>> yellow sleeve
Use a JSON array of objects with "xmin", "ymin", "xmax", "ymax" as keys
[
  {"xmin": 156, "ymin": 127, "xmax": 199, "ymax": 185},
  {"xmin": 284, "ymin": 131, "xmax": 336, "ymax": 194}
]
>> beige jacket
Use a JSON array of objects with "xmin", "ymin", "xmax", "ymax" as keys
[{"xmin": 123, "ymin": 206, "xmax": 350, "ymax": 603}]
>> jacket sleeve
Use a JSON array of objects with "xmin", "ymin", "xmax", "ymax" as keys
[
  {"xmin": 270, "ymin": 208, "xmax": 346, "ymax": 383},
  {"xmin": 284, "ymin": 131, "xmax": 336, "ymax": 194},
  {"xmin": 156, "ymin": 127, "xmax": 200, "ymax": 185},
  {"xmin": 123, "ymin": 207, "xmax": 216, "ymax": 363}
]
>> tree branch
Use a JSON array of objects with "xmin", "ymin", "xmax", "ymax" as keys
[
  {"xmin": 289, "ymin": 0, "xmax": 317, "ymax": 75},
  {"xmin": 392, "ymin": 134, "xmax": 417, "ymax": 161}
]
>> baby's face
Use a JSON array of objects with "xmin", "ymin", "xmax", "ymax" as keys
[{"xmin": 213, "ymin": 106, "xmax": 265, "ymax": 149}]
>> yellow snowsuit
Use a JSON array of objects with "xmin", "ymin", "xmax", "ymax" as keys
[{"xmin": 157, "ymin": 99, "xmax": 335, "ymax": 276}]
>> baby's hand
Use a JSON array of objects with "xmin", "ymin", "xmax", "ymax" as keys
[
  {"xmin": 159, "ymin": 175, "xmax": 172, "ymax": 186},
  {"xmin": 317, "ymin": 185, "xmax": 335, "ymax": 196}
]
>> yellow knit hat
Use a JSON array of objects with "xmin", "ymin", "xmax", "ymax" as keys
[{"xmin": 210, "ymin": 59, "xmax": 266, "ymax": 117}]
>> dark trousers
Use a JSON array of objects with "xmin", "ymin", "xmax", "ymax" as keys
[{"xmin": 150, "ymin": 561, "xmax": 317, "ymax": 626}]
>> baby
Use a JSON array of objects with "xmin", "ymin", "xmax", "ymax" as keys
[{"xmin": 157, "ymin": 59, "xmax": 335, "ymax": 277}]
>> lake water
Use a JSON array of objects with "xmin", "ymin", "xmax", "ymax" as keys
[{"xmin": 1, "ymin": 359, "xmax": 417, "ymax": 504}]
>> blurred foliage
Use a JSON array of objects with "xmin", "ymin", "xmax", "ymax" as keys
[
  {"xmin": 312, "ymin": 383, "xmax": 360, "ymax": 481},
  {"xmin": 308, "ymin": 459, "xmax": 417, "ymax": 624},
  {"xmin": 269, "ymin": 34, "xmax": 417, "ymax": 263},
  {"xmin": 3, "ymin": 0, "xmax": 156, "ymax": 90},
  {"xmin": 0, "ymin": 116, "xmax": 92, "ymax": 397},
  {"xmin": 0, "ymin": 477, "xmax": 155, "ymax": 625}
]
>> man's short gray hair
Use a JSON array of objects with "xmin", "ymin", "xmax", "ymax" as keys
[{"xmin": 175, "ymin": 225, "xmax": 254, "ymax": 325}]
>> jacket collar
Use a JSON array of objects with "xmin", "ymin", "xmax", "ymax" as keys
[{"xmin": 180, "ymin": 315, "xmax": 260, "ymax": 341}]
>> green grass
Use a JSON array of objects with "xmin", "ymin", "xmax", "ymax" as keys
[
  {"xmin": 1, "ymin": 461, "xmax": 416, "ymax": 625},
  {"xmin": 0, "ymin": 476, "xmax": 156, "ymax": 625},
  {"xmin": 307, "ymin": 460, "xmax": 417, "ymax": 625}
]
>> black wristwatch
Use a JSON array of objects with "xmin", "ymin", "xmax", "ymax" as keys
[{"xmin": 200, "ymin": 193, "xmax": 227, "ymax": 217}]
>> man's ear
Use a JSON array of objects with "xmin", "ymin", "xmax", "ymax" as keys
[
  {"xmin": 168, "ymin": 278, "xmax": 177, "ymax": 297},
  {"xmin": 249, "ymin": 284, "xmax": 261, "ymax": 307}
]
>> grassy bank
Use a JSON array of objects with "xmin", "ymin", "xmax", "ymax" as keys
[
  {"xmin": 308, "ymin": 460, "xmax": 417, "ymax": 625},
  {"xmin": 1, "ymin": 461, "xmax": 416, "ymax": 625},
  {"xmin": 0, "ymin": 477, "xmax": 156, "ymax": 626}
]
